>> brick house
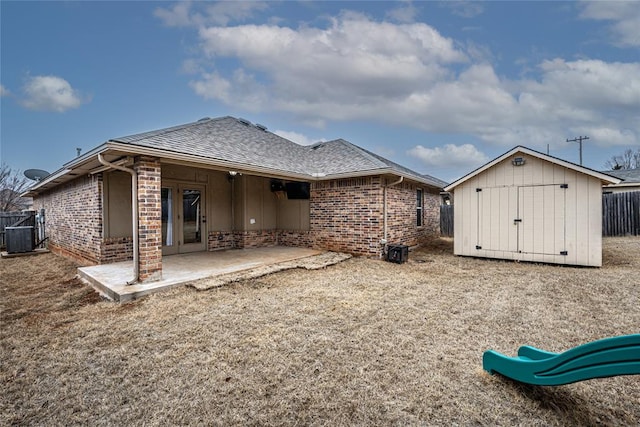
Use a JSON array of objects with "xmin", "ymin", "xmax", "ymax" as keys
[{"xmin": 25, "ymin": 116, "xmax": 446, "ymax": 282}]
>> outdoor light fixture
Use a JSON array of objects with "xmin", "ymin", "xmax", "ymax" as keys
[
  {"xmin": 228, "ymin": 171, "xmax": 238, "ymax": 177},
  {"xmin": 512, "ymin": 157, "xmax": 526, "ymax": 166}
]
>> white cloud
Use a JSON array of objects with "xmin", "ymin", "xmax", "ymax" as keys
[
  {"xmin": 204, "ymin": 1, "xmax": 268, "ymax": 26},
  {"xmin": 578, "ymin": 127, "xmax": 636, "ymax": 146},
  {"xmin": 386, "ymin": 1, "xmax": 418, "ymax": 23},
  {"xmin": 21, "ymin": 75, "xmax": 85, "ymax": 112},
  {"xmin": 191, "ymin": 13, "xmax": 467, "ymax": 115},
  {"xmin": 154, "ymin": 1, "xmax": 194, "ymax": 27},
  {"xmin": 155, "ymin": 1, "xmax": 268, "ymax": 27},
  {"xmin": 273, "ymin": 130, "xmax": 323, "ymax": 146},
  {"xmin": 0, "ymin": 84, "xmax": 9, "ymax": 97},
  {"xmin": 189, "ymin": 72, "xmax": 231, "ymax": 102},
  {"xmin": 579, "ymin": 1, "xmax": 640, "ymax": 47},
  {"xmin": 408, "ymin": 144, "xmax": 489, "ymax": 168},
  {"xmin": 175, "ymin": 11, "xmax": 640, "ymax": 151},
  {"xmin": 442, "ymin": 1, "xmax": 484, "ymax": 18}
]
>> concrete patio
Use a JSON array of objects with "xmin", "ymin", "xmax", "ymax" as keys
[{"xmin": 79, "ymin": 246, "xmax": 322, "ymax": 302}]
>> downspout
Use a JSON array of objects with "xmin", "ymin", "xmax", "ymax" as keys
[
  {"xmin": 98, "ymin": 154, "xmax": 139, "ymax": 285},
  {"xmin": 383, "ymin": 176, "xmax": 404, "ymax": 256}
]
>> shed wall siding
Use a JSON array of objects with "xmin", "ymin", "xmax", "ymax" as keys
[{"xmin": 453, "ymin": 154, "xmax": 603, "ymax": 266}]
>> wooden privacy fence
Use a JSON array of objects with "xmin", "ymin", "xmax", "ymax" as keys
[
  {"xmin": 0, "ymin": 211, "xmax": 36, "ymax": 249},
  {"xmin": 440, "ymin": 204, "xmax": 454, "ymax": 237},
  {"xmin": 603, "ymin": 191, "xmax": 640, "ymax": 236}
]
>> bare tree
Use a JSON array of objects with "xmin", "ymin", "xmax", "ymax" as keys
[
  {"xmin": 0, "ymin": 164, "xmax": 30, "ymax": 212},
  {"xmin": 604, "ymin": 148, "xmax": 640, "ymax": 170}
]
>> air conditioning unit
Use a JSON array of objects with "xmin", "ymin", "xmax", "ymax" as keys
[
  {"xmin": 6, "ymin": 226, "xmax": 35, "ymax": 253},
  {"xmin": 386, "ymin": 244, "xmax": 408, "ymax": 264}
]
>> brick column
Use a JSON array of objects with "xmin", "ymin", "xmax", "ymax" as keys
[{"xmin": 135, "ymin": 156, "xmax": 162, "ymax": 282}]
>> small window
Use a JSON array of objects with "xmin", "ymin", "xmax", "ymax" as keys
[{"xmin": 417, "ymin": 189, "xmax": 423, "ymax": 227}]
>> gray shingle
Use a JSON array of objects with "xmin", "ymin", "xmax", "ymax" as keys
[
  {"xmin": 113, "ymin": 116, "xmax": 311, "ymax": 174},
  {"xmin": 601, "ymin": 168, "xmax": 640, "ymax": 183},
  {"xmin": 112, "ymin": 116, "xmax": 446, "ymax": 188}
]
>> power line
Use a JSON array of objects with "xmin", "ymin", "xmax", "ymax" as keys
[{"xmin": 566, "ymin": 136, "xmax": 589, "ymax": 165}]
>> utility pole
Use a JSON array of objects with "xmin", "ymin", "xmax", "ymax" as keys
[{"xmin": 566, "ymin": 136, "xmax": 589, "ymax": 165}]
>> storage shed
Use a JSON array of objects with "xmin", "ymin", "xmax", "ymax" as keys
[{"xmin": 444, "ymin": 146, "xmax": 620, "ymax": 267}]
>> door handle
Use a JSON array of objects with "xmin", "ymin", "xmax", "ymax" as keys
[{"xmin": 514, "ymin": 219, "xmax": 522, "ymax": 223}]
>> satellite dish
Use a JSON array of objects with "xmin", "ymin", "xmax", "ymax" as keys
[{"xmin": 24, "ymin": 169, "xmax": 50, "ymax": 182}]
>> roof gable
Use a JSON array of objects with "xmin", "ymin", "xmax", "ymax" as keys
[
  {"xmin": 26, "ymin": 116, "xmax": 447, "ymax": 196},
  {"xmin": 111, "ymin": 116, "xmax": 312, "ymax": 176},
  {"xmin": 112, "ymin": 118, "xmax": 445, "ymax": 188},
  {"xmin": 444, "ymin": 146, "xmax": 620, "ymax": 191},
  {"xmin": 305, "ymin": 139, "xmax": 447, "ymax": 187}
]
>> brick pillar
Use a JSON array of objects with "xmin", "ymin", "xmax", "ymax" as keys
[{"xmin": 135, "ymin": 157, "xmax": 162, "ymax": 282}]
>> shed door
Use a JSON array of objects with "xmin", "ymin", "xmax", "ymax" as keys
[
  {"xmin": 477, "ymin": 187, "xmax": 518, "ymax": 252},
  {"xmin": 476, "ymin": 184, "xmax": 567, "ymax": 255},
  {"xmin": 517, "ymin": 185, "xmax": 567, "ymax": 255}
]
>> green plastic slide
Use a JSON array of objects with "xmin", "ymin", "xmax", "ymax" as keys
[{"xmin": 483, "ymin": 334, "xmax": 640, "ymax": 386}]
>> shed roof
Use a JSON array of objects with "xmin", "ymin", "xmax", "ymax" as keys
[{"xmin": 444, "ymin": 146, "xmax": 620, "ymax": 192}]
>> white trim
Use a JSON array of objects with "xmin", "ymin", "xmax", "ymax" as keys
[{"xmin": 444, "ymin": 146, "xmax": 620, "ymax": 192}]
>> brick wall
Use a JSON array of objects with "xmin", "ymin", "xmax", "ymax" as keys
[
  {"xmin": 208, "ymin": 229, "xmax": 313, "ymax": 250},
  {"xmin": 423, "ymin": 191, "xmax": 441, "ymax": 236},
  {"xmin": 386, "ymin": 181, "xmax": 440, "ymax": 247},
  {"xmin": 208, "ymin": 231, "xmax": 234, "ymax": 250},
  {"xmin": 310, "ymin": 177, "xmax": 384, "ymax": 256},
  {"xmin": 234, "ymin": 230, "xmax": 277, "ymax": 248},
  {"xmin": 277, "ymin": 230, "xmax": 312, "ymax": 247},
  {"xmin": 100, "ymin": 237, "xmax": 133, "ymax": 263},
  {"xmin": 33, "ymin": 174, "xmax": 103, "ymax": 265},
  {"xmin": 135, "ymin": 157, "xmax": 162, "ymax": 282},
  {"xmin": 34, "ymin": 168, "xmax": 441, "ymax": 268}
]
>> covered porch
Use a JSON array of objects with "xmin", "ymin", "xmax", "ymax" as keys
[{"xmin": 79, "ymin": 246, "xmax": 323, "ymax": 302}]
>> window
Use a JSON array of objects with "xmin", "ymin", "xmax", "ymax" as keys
[{"xmin": 417, "ymin": 189, "xmax": 423, "ymax": 227}]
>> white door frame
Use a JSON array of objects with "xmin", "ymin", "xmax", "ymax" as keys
[{"xmin": 162, "ymin": 182, "xmax": 207, "ymax": 255}]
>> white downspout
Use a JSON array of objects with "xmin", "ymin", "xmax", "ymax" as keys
[
  {"xmin": 98, "ymin": 154, "xmax": 139, "ymax": 285},
  {"xmin": 383, "ymin": 176, "xmax": 404, "ymax": 255}
]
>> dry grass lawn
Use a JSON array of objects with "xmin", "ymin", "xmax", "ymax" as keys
[{"xmin": 1, "ymin": 237, "xmax": 639, "ymax": 426}]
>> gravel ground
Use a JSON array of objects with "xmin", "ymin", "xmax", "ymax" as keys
[{"xmin": 1, "ymin": 237, "xmax": 638, "ymax": 426}]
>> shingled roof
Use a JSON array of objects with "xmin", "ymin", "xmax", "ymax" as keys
[
  {"xmin": 25, "ymin": 116, "xmax": 446, "ymax": 196},
  {"xmin": 601, "ymin": 168, "xmax": 640, "ymax": 183},
  {"xmin": 307, "ymin": 139, "xmax": 448, "ymax": 188},
  {"xmin": 111, "ymin": 116, "xmax": 445, "ymax": 188}
]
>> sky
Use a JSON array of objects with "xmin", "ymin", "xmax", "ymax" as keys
[{"xmin": 1, "ymin": 1, "xmax": 639, "ymax": 183}]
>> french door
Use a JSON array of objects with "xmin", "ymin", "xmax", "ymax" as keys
[{"xmin": 161, "ymin": 184, "xmax": 206, "ymax": 255}]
